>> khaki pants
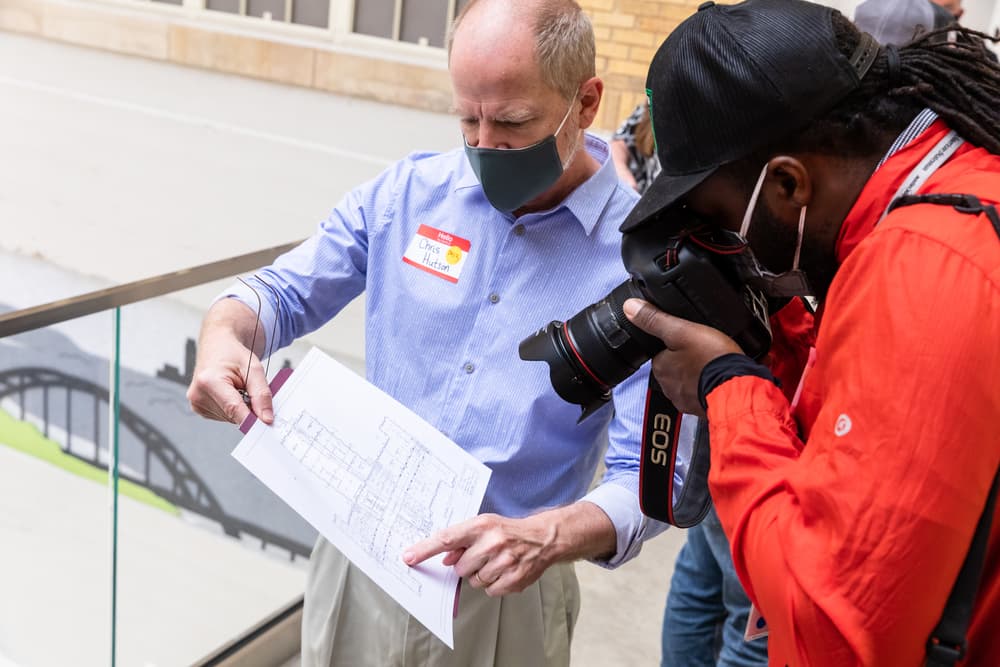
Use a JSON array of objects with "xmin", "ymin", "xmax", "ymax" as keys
[{"xmin": 302, "ymin": 538, "xmax": 581, "ymax": 667}]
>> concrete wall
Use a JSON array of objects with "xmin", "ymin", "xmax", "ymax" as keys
[
  {"xmin": 3, "ymin": 0, "xmax": 996, "ymax": 134},
  {"xmin": 0, "ymin": 0, "xmax": 707, "ymax": 132},
  {"xmin": 0, "ymin": 0, "xmax": 454, "ymax": 119}
]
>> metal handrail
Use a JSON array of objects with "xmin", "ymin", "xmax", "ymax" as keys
[{"xmin": 0, "ymin": 240, "xmax": 305, "ymax": 338}]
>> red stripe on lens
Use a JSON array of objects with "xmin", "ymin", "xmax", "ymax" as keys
[{"xmin": 562, "ymin": 322, "xmax": 610, "ymax": 390}]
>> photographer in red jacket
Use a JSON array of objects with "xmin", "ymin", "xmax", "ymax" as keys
[{"xmin": 620, "ymin": 1, "xmax": 1000, "ymax": 665}]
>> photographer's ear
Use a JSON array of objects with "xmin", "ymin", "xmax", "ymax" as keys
[{"xmin": 762, "ymin": 156, "xmax": 812, "ymax": 217}]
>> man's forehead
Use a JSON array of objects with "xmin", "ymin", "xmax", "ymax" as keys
[{"xmin": 451, "ymin": 95, "xmax": 541, "ymax": 119}]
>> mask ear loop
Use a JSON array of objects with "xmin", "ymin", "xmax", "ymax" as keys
[
  {"xmin": 234, "ymin": 275, "xmax": 283, "ymax": 405},
  {"xmin": 253, "ymin": 275, "xmax": 283, "ymax": 373},
  {"xmin": 739, "ymin": 164, "xmax": 770, "ymax": 238},
  {"xmin": 792, "ymin": 205, "xmax": 807, "ymax": 271},
  {"xmin": 236, "ymin": 276, "xmax": 262, "ymax": 404},
  {"xmin": 553, "ymin": 90, "xmax": 579, "ymax": 138}
]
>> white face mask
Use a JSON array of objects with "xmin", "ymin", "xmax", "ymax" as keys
[{"xmin": 739, "ymin": 164, "xmax": 814, "ymax": 298}]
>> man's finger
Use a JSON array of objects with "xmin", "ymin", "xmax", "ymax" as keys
[
  {"xmin": 201, "ymin": 375, "xmax": 251, "ymax": 425},
  {"xmin": 221, "ymin": 392, "xmax": 252, "ymax": 425},
  {"xmin": 403, "ymin": 524, "xmax": 470, "ymax": 566},
  {"xmin": 441, "ymin": 548, "xmax": 466, "ymax": 567},
  {"xmin": 243, "ymin": 358, "xmax": 275, "ymax": 425}
]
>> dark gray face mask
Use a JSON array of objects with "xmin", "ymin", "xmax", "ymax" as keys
[{"xmin": 464, "ymin": 97, "xmax": 577, "ymax": 213}]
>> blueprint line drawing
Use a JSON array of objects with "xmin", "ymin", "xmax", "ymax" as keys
[
  {"xmin": 276, "ymin": 411, "xmax": 482, "ymax": 594},
  {"xmin": 231, "ymin": 347, "xmax": 491, "ymax": 648}
]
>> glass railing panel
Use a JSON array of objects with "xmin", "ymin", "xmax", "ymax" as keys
[
  {"xmin": 113, "ymin": 276, "xmax": 317, "ymax": 665},
  {"xmin": 0, "ymin": 305, "xmax": 116, "ymax": 666}
]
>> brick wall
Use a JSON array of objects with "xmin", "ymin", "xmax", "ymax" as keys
[{"xmin": 582, "ymin": 0, "xmax": 703, "ymax": 131}]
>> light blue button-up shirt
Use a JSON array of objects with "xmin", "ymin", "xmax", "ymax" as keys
[{"xmin": 229, "ymin": 134, "xmax": 669, "ymax": 566}]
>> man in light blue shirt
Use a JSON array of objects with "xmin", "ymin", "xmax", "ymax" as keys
[{"xmin": 187, "ymin": 0, "xmax": 668, "ymax": 664}]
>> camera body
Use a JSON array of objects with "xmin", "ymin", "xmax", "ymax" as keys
[{"xmin": 519, "ymin": 213, "xmax": 773, "ymax": 420}]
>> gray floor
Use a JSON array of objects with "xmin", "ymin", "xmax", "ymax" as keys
[{"xmin": 0, "ymin": 31, "xmax": 687, "ymax": 665}]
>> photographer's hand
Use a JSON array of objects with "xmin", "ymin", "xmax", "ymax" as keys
[{"xmin": 623, "ymin": 298, "xmax": 743, "ymax": 417}]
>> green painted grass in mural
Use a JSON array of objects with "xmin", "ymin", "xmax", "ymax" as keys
[{"xmin": 0, "ymin": 407, "xmax": 180, "ymax": 516}]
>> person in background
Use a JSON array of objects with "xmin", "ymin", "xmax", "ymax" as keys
[
  {"xmin": 853, "ymin": 0, "xmax": 940, "ymax": 45},
  {"xmin": 187, "ymin": 1, "xmax": 668, "ymax": 665},
  {"xmin": 854, "ymin": 0, "xmax": 996, "ymax": 63},
  {"xmin": 660, "ymin": 504, "xmax": 771, "ymax": 667},
  {"xmin": 610, "ymin": 103, "xmax": 660, "ymax": 193},
  {"xmin": 932, "ymin": 0, "xmax": 963, "ymax": 19}
]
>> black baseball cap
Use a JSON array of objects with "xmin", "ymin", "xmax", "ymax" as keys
[{"xmin": 621, "ymin": 0, "xmax": 879, "ymax": 232}]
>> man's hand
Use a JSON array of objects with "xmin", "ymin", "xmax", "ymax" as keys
[
  {"xmin": 403, "ymin": 503, "xmax": 616, "ymax": 597},
  {"xmin": 403, "ymin": 513, "xmax": 558, "ymax": 596},
  {"xmin": 186, "ymin": 299, "xmax": 274, "ymax": 426},
  {"xmin": 623, "ymin": 298, "xmax": 743, "ymax": 416}
]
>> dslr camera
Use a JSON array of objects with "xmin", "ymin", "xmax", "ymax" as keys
[
  {"xmin": 519, "ymin": 210, "xmax": 773, "ymax": 417},
  {"xmin": 518, "ymin": 210, "xmax": 773, "ymax": 526}
]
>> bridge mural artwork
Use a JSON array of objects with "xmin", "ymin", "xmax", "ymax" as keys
[{"xmin": 0, "ymin": 318, "xmax": 316, "ymax": 561}]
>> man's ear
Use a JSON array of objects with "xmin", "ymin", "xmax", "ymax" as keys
[
  {"xmin": 763, "ymin": 156, "xmax": 812, "ymax": 216},
  {"xmin": 577, "ymin": 76, "xmax": 603, "ymax": 130}
]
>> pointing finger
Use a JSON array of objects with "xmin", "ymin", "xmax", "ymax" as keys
[{"xmin": 403, "ymin": 524, "xmax": 471, "ymax": 566}]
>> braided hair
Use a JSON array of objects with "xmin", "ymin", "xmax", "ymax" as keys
[{"xmin": 727, "ymin": 11, "xmax": 1000, "ymax": 177}]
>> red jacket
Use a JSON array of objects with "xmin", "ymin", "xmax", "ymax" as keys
[{"xmin": 707, "ymin": 121, "xmax": 1000, "ymax": 666}]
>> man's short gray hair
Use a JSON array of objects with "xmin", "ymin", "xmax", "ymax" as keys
[{"xmin": 449, "ymin": 0, "xmax": 596, "ymax": 101}]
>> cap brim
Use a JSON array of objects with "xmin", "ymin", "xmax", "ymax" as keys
[{"xmin": 619, "ymin": 166, "xmax": 717, "ymax": 232}]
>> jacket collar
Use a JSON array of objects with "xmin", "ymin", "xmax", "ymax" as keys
[{"xmin": 835, "ymin": 115, "xmax": 973, "ymax": 263}]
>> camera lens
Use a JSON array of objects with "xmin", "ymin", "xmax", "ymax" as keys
[
  {"xmin": 522, "ymin": 211, "xmax": 773, "ymax": 421},
  {"xmin": 518, "ymin": 280, "xmax": 664, "ymax": 421}
]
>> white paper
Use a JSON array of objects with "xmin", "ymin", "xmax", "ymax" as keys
[{"xmin": 231, "ymin": 347, "xmax": 491, "ymax": 648}]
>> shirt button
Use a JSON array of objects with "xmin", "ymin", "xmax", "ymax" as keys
[
  {"xmin": 463, "ymin": 363, "xmax": 475, "ymax": 374},
  {"xmin": 488, "ymin": 293, "xmax": 500, "ymax": 304},
  {"xmin": 513, "ymin": 224, "xmax": 526, "ymax": 236}
]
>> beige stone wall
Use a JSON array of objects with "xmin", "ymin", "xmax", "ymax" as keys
[
  {"xmin": 0, "ymin": 0, "xmax": 698, "ymax": 132},
  {"xmin": 0, "ymin": 0, "xmax": 453, "ymax": 114},
  {"xmin": 582, "ymin": 0, "xmax": 702, "ymax": 131}
]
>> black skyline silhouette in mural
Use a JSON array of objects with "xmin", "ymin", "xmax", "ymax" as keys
[{"xmin": 0, "ymin": 321, "xmax": 315, "ymax": 561}]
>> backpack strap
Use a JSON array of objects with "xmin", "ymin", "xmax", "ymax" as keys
[
  {"xmin": 888, "ymin": 193, "xmax": 1000, "ymax": 240},
  {"xmin": 926, "ymin": 470, "xmax": 999, "ymax": 666},
  {"xmin": 888, "ymin": 191, "xmax": 999, "ymax": 666}
]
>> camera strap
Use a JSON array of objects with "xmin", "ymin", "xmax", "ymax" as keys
[{"xmin": 638, "ymin": 372, "xmax": 712, "ymax": 527}]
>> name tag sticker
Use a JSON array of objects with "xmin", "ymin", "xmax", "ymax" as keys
[{"xmin": 402, "ymin": 224, "xmax": 471, "ymax": 284}]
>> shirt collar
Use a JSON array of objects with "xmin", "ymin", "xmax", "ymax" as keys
[
  {"xmin": 874, "ymin": 108, "xmax": 938, "ymax": 170},
  {"xmin": 455, "ymin": 133, "xmax": 626, "ymax": 235}
]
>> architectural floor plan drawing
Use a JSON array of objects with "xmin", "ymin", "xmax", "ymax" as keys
[
  {"xmin": 276, "ymin": 411, "xmax": 481, "ymax": 595},
  {"xmin": 232, "ymin": 347, "xmax": 491, "ymax": 648}
]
